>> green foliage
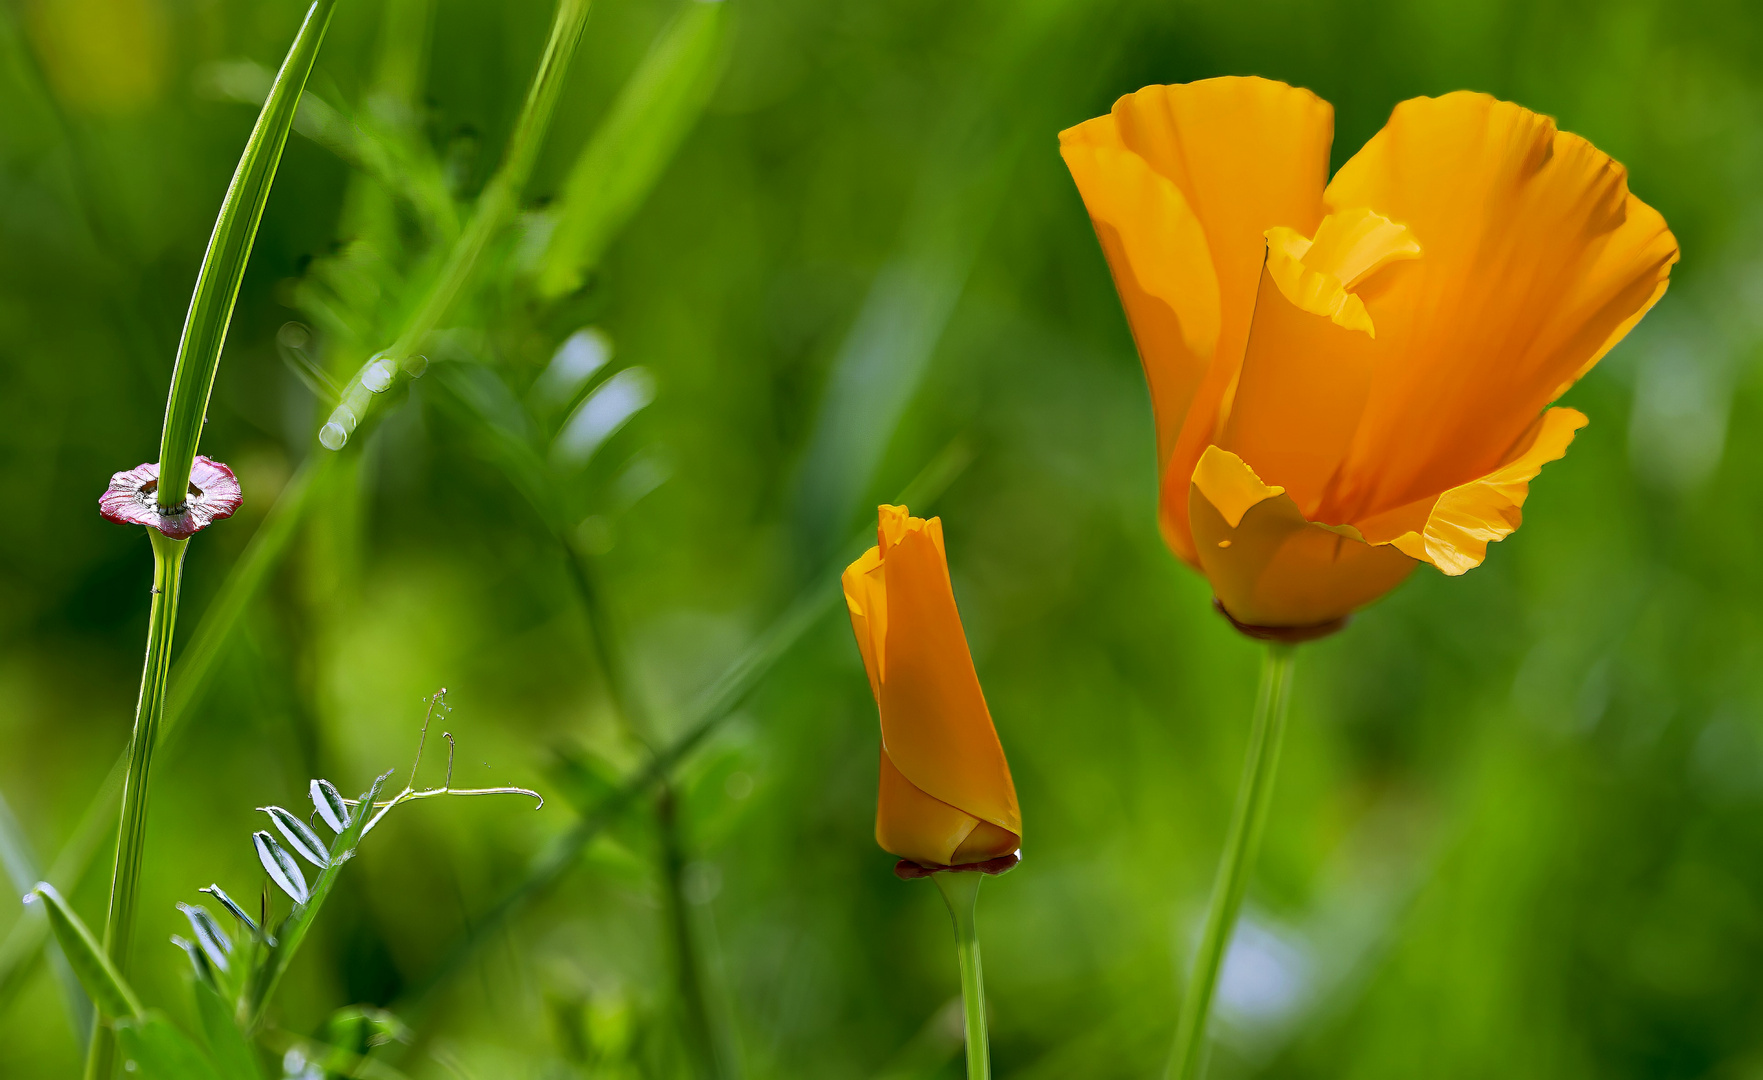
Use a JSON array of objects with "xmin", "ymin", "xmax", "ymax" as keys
[
  {"xmin": 5, "ymin": 0, "xmax": 1763, "ymax": 1078},
  {"xmin": 27, "ymin": 885, "xmax": 141, "ymax": 1021}
]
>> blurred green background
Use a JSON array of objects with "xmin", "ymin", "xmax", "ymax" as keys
[{"xmin": 3, "ymin": 0, "xmax": 1762, "ymax": 1076}]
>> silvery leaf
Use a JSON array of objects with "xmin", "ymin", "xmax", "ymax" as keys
[
  {"xmin": 310, "ymin": 779, "xmax": 350, "ymax": 834},
  {"xmin": 198, "ymin": 884, "xmax": 257, "ymax": 935},
  {"xmin": 175, "ymin": 903, "xmax": 231, "ymax": 972},
  {"xmin": 261, "ymin": 805, "xmax": 331, "ymax": 868},
  {"xmin": 169, "ymin": 935, "xmax": 216, "ymax": 986},
  {"xmin": 253, "ymin": 831, "xmax": 309, "ymax": 905}
]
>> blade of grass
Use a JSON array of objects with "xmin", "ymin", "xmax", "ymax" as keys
[
  {"xmin": 0, "ymin": 788, "xmax": 91, "ymax": 1042},
  {"xmin": 156, "ymin": 0, "xmax": 343, "ymax": 507},
  {"xmin": 27, "ymin": 885, "xmax": 143, "ymax": 1022},
  {"xmin": 536, "ymin": 0, "xmax": 728, "ymax": 297},
  {"xmin": 400, "ymin": 440, "xmax": 973, "ymax": 1005}
]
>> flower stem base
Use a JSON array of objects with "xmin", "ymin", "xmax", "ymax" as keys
[{"xmin": 1167, "ymin": 642, "xmax": 1296, "ymax": 1080}]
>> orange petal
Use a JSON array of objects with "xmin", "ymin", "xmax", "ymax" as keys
[
  {"xmin": 1263, "ymin": 208, "xmax": 1421, "ymax": 337},
  {"xmin": 1362, "ymin": 407, "xmax": 1588, "ymax": 576},
  {"xmin": 1318, "ymin": 92, "xmax": 1678, "ymax": 521},
  {"xmin": 1063, "ymin": 76, "xmax": 1334, "ymax": 563},
  {"xmin": 876, "ymin": 747, "xmax": 990, "ymax": 867},
  {"xmin": 1059, "ymin": 137, "xmax": 1221, "ymax": 364},
  {"xmin": 1191, "ymin": 447, "xmax": 1415, "ymax": 627},
  {"xmin": 844, "ymin": 507, "xmax": 1021, "ymax": 846},
  {"xmin": 841, "ymin": 545, "xmax": 886, "ymax": 699},
  {"xmin": 1219, "ymin": 257, "xmax": 1382, "ymax": 517}
]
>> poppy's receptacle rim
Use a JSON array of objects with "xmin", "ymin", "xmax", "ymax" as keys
[
  {"xmin": 1212, "ymin": 597, "xmax": 1348, "ymax": 644},
  {"xmin": 893, "ymin": 852, "xmax": 1020, "ymax": 880}
]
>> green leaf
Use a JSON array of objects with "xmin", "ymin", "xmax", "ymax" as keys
[
  {"xmin": 114, "ymin": 1013, "xmax": 227, "ymax": 1080},
  {"xmin": 193, "ymin": 977, "xmax": 262, "ymax": 1080},
  {"xmin": 154, "ymin": 0, "xmax": 343, "ymax": 508},
  {"xmin": 25, "ymin": 883, "xmax": 142, "ymax": 1019},
  {"xmin": 536, "ymin": 0, "xmax": 729, "ymax": 298}
]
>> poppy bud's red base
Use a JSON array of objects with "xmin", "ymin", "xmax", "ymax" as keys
[
  {"xmin": 1212, "ymin": 598, "xmax": 1347, "ymax": 644},
  {"xmin": 893, "ymin": 853, "xmax": 1019, "ymax": 880}
]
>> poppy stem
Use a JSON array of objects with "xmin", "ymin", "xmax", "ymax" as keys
[
  {"xmin": 932, "ymin": 870, "xmax": 992, "ymax": 1080},
  {"xmin": 85, "ymin": 528, "xmax": 188, "ymax": 1080},
  {"xmin": 1167, "ymin": 641, "xmax": 1296, "ymax": 1080}
]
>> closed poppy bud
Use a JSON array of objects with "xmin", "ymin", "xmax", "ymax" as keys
[
  {"xmin": 1062, "ymin": 78, "xmax": 1678, "ymax": 629},
  {"xmin": 843, "ymin": 505, "xmax": 1021, "ymax": 867}
]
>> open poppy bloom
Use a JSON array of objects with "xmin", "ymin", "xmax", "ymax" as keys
[
  {"xmin": 843, "ymin": 505, "xmax": 1021, "ymax": 867},
  {"xmin": 1062, "ymin": 79, "xmax": 1678, "ymax": 629}
]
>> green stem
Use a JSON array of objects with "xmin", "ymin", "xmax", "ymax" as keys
[
  {"xmin": 932, "ymin": 872, "xmax": 990, "ymax": 1080},
  {"xmin": 658, "ymin": 788, "xmax": 726, "ymax": 1079},
  {"xmin": 85, "ymin": 529, "xmax": 188, "ymax": 1080},
  {"xmin": 385, "ymin": 0, "xmax": 591, "ymax": 362},
  {"xmin": 1166, "ymin": 642, "xmax": 1295, "ymax": 1080}
]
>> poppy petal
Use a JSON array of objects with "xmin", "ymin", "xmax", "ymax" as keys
[
  {"xmin": 1363, "ymin": 407, "xmax": 1587, "ymax": 575},
  {"xmin": 1319, "ymin": 92, "xmax": 1678, "ymax": 520},
  {"xmin": 1063, "ymin": 76, "xmax": 1334, "ymax": 563},
  {"xmin": 1190, "ymin": 446, "xmax": 1415, "ymax": 627},
  {"xmin": 876, "ymin": 746, "xmax": 985, "ymax": 867},
  {"xmin": 874, "ymin": 522, "xmax": 1020, "ymax": 838}
]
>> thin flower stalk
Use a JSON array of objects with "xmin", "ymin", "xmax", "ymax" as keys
[
  {"xmin": 87, "ymin": 3, "xmax": 341, "ymax": 1074},
  {"xmin": 933, "ymin": 871, "xmax": 993, "ymax": 1080},
  {"xmin": 1167, "ymin": 643, "xmax": 1295, "ymax": 1080}
]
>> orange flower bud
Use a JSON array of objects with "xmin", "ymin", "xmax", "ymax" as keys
[
  {"xmin": 843, "ymin": 506, "xmax": 1021, "ymax": 867},
  {"xmin": 1062, "ymin": 78, "xmax": 1678, "ymax": 629}
]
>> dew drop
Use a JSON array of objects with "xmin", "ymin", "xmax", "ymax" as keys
[
  {"xmin": 404, "ymin": 354, "xmax": 429, "ymax": 378},
  {"xmin": 318, "ymin": 422, "xmax": 348, "ymax": 450},
  {"xmin": 362, "ymin": 362, "xmax": 394, "ymax": 393}
]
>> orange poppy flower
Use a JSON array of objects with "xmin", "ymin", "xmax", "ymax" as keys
[
  {"xmin": 843, "ymin": 505, "xmax": 1021, "ymax": 867},
  {"xmin": 1061, "ymin": 78, "xmax": 1678, "ymax": 629}
]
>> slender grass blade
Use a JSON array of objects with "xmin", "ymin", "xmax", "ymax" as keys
[{"xmin": 25, "ymin": 883, "xmax": 142, "ymax": 1019}]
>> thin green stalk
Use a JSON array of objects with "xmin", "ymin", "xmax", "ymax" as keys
[
  {"xmin": 319, "ymin": 0, "xmax": 595, "ymax": 451},
  {"xmin": 932, "ymin": 872, "xmax": 990, "ymax": 1080},
  {"xmin": 658, "ymin": 788, "xmax": 726, "ymax": 1079},
  {"xmin": 85, "ymin": 530, "xmax": 187, "ymax": 1080},
  {"xmin": 385, "ymin": 0, "xmax": 591, "ymax": 361},
  {"xmin": 156, "ymin": 0, "xmax": 341, "ymax": 507},
  {"xmin": 1167, "ymin": 643, "xmax": 1295, "ymax": 1080}
]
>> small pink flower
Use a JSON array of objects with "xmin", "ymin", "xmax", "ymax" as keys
[{"xmin": 100, "ymin": 456, "xmax": 242, "ymax": 540}]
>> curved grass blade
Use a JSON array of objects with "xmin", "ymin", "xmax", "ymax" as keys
[
  {"xmin": 25, "ymin": 884, "xmax": 142, "ymax": 1020},
  {"xmin": 176, "ymin": 903, "xmax": 232, "ymax": 972},
  {"xmin": 260, "ymin": 806, "xmax": 331, "ymax": 868},
  {"xmin": 310, "ymin": 779, "xmax": 350, "ymax": 834},
  {"xmin": 537, "ymin": 0, "xmax": 728, "ymax": 298},
  {"xmin": 252, "ymin": 833, "xmax": 309, "ymax": 906},
  {"xmin": 155, "ymin": 0, "xmax": 344, "ymax": 505}
]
